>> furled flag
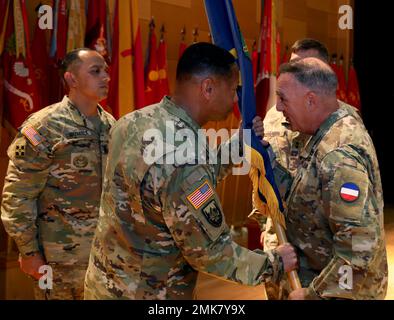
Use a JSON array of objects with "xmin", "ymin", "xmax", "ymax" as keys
[
  {"xmin": 67, "ymin": 0, "xmax": 86, "ymax": 53},
  {"xmin": 144, "ymin": 19, "xmax": 160, "ymax": 106},
  {"xmin": 178, "ymin": 26, "xmax": 187, "ymax": 59},
  {"xmin": 49, "ymin": 0, "xmax": 67, "ymax": 61},
  {"xmin": 85, "ymin": 0, "xmax": 108, "ymax": 60},
  {"xmin": 336, "ymin": 56, "xmax": 348, "ymax": 102},
  {"xmin": 157, "ymin": 25, "xmax": 170, "ymax": 100},
  {"xmin": 251, "ymin": 40, "xmax": 258, "ymax": 85},
  {"xmin": 255, "ymin": 0, "xmax": 279, "ymax": 119},
  {"xmin": 107, "ymin": 0, "xmax": 144, "ymax": 118},
  {"xmin": 2, "ymin": 0, "xmax": 41, "ymax": 132},
  {"xmin": 31, "ymin": 3, "xmax": 50, "ymax": 108},
  {"xmin": 204, "ymin": 0, "xmax": 285, "ymax": 226},
  {"xmin": 347, "ymin": 61, "xmax": 361, "ymax": 111}
]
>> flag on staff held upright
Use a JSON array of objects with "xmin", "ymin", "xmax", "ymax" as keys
[
  {"xmin": 178, "ymin": 27, "xmax": 187, "ymax": 59},
  {"xmin": 85, "ymin": 0, "xmax": 108, "ymax": 60},
  {"xmin": 204, "ymin": 0, "xmax": 285, "ymax": 226},
  {"xmin": 31, "ymin": 5, "xmax": 50, "ymax": 108},
  {"xmin": 336, "ymin": 56, "xmax": 348, "ymax": 102},
  {"xmin": 144, "ymin": 19, "xmax": 160, "ymax": 106},
  {"xmin": 107, "ymin": 0, "xmax": 145, "ymax": 119},
  {"xmin": 157, "ymin": 26, "xmax": 170, "ymax": 100},
  {"xmin": 347, "ymin": 61, "xmax": 361, "ymax": 111},
  {"xmin": 67, "ymin": 0, "xmax": 86, "ymax": 53},
  {"xmin": 2, "ymin": 0, "xmax": 41, "ymax": 131},
  {"xmin": 255, "ymin": 0, "xmax": 279, "ymax": 119}
]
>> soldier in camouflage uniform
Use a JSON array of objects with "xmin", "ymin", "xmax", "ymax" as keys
[
  {"xmin": 260, "ymin": 39, "xmax": 333, "ymax": 251},
  {"xmin": 84, "ymin": 43, "xmax": 298, "ymax": 300},
  {"xmin": 274, "ymin": 57, "xmax": 387, "ymax": 299},
  {"xmin": 1, "ymin": 49, "xmax": 115, "ymax": 299}
]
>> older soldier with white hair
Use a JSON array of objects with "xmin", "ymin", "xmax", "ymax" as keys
[{"xmin": 273, "ymin": 57, "xmax": 387, "ymax": 299}]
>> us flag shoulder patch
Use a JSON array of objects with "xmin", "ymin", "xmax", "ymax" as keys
[
  {"xmin": 187, "ymin": 180, "xmax": 214, "ymax": 209},
  {"xmin": 21, "ymin": 126, "xmax": 44, "ymax": 147}
]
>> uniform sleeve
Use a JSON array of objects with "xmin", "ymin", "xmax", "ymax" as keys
[
  {"xmin": 1, "ymin": 132, "xmax": 53, "ymax": 256},
  {"xmin": 159, "ymin": 164, "xmax": 284, "ymax": 286},
  {"xmin": 307, "ymin": 149, "xmax": 385, "ymax": 300}
]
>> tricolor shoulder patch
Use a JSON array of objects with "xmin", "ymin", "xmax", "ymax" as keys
[
  {"xmin": 21, "ymin": 126, "xmax": 44, "ymax": 147},
  {"xmin": 186, "ymin": 180, "xmax": 214, "ymax": 209},
  {"xmin": 340, "ymin": 182, "xmax": 360, "ymax": 202}
]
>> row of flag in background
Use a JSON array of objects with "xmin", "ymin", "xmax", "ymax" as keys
[
  {"xmin": 0, "ymin": 0, "xmax": 172, "ymax": 132},
  {"xmin": 0, "ymin": 0, "xmax": 361, "ymax": 135}
]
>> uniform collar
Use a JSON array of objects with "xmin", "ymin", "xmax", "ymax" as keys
[
  {"xmin": 161, "ymin": 96, "xmax": 201, "ymax": 132},
  {"xmin": 62, "ymin": 96, "xmax": 112, "ymax": 132},
  {"xmin": 300, "ymin": 106, "xmax": 349, "ymax": 160}
]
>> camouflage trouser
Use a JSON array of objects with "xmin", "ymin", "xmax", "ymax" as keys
[{"xmin": 33, "ymin": 264, "xmax": 87, "ymax": 300}]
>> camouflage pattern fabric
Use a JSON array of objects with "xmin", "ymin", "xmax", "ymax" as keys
[
  {"xmin": 262, "ymin": 102, "xmax": 365, "ymax": 251},
  {"xmin": 84, "ymin": 96, "xmax": 284, "ymax": 300},
  {"xmin": 283, "ymin": 105, "xmax": 388, "ymax": 299},
  {"xmin": 1, "ymin": 96, "xmax": 115, "ymax": 299},
  {"xmin": 33, "ymin": 265, "xmax": 87, "ymax": 300}
]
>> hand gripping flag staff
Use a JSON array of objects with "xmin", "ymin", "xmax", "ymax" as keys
[{"xmin": 204, "ymin": 0, "xmax": 301, "ymax": 291}]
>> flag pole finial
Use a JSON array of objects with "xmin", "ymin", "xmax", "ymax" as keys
[
  {"xmin": 160, "ymin": 24, "xmax": 165, "ymax": 41},
  {"xmin": 180, "ymin": 26, "xmax": 186, "ymax": 41},
  {"xmin": 192, "ymin": 26, "xmax": 199, "ymax": 43},
  {"xmin": 149, "ymin": 17, "xmax": 155, "ymax": 30}
]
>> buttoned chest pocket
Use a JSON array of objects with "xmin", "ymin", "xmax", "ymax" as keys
[{"xmin": 286, "ymin": 161, "xmax": 321, "ymax": 222}]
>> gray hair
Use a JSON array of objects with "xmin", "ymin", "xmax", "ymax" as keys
[{"xmin": 279, "ymin": 59, "xmax": 337, "ymax": 95}]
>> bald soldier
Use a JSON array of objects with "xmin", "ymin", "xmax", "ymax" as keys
[
  {"xmin": 1, "ymin": 48, "xmax": 115, "ymax": 299},
  {"xmin": 274, "ymin": 58, "xmax": 387, "ymax": 299},
  {"xmin": 84, "ymin": 42, "xmax": 298, "ymax": 300}
]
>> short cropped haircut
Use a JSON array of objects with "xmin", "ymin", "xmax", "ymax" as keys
[
  {"xmin": 176, "ymin": 42, "xmax": 236, "ymax": 81},
  {"xmin": 279, "ymin": 59, "xmax": 337, "ymax": 95},
  {"xmin": 60, "ymin": 48, "xmax": 94, "ymax": 77},
  {"xmin": 291, "ymin": 39, "xmax": 329, "ymax": 63}
]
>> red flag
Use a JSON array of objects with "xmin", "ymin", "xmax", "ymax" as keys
[
  {"xmin": 3, "ymin": 0, "xmax": 41, "ymax": 130},
  {"xmin": 157, "ymin": 35, "xmax": 170, "ymax": 100},
  {"xmin": 281, "ymin": 45, "xmax": 289, "ymax": 64},
  {"xmin": 31, "ymin": 11, "xmax": 49, "ymax": 107},
  {"xmin": 85, "ymin": 0, "xmax": 108, "ymax": 60},
  {"xmin": 255, "ymin": 0, "xmax": 278, "ymax": 119},
  {"xmin": 56, "ymin": 0, "xmax": 67, "ymax": 61},
  {"xmin": 252, "ymin": 40, "xmax": 258, "ymax": 85},
  {"xmin": 178, "ymin": 41, "xmax": 187, "ymax": 60},
  {"xmin": 347, "ymin": 63, "xmax": 361, "ymax": 111},
  {"xmin": 336, "ymin": 58, "xmax": 348, "ymax": 102},
  {"xmin": 144, "ymin": 21, "xmax": 160, "ymax": 106},
  {"xmin": 132, "ymin": 11, "xmax": 145, "ymax": 110}
]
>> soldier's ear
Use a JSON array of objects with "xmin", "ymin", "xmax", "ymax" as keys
[
  {"xmin": 64, "ymin": 71, "xmax": 77, "ymax": 89},
  {"xmin": 305, "ymin": 91, "xmax": 317, "ymax": 109},
  {"xmin": 201, "ymin": 77, "xmax": 215, "ymax": 100}
]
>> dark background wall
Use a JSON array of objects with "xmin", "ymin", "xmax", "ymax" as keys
[{"xmin": 354, "ymin": 0, "xmax": 394, "ymax": 204}]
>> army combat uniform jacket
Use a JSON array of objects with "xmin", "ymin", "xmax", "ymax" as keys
[
  {"xmin": 1, "ymin": 96, "xmax": 115, "ymax": 267},
  {"xmin": 285, "ymin": 106, "xmax": 388, "ymax": 299},
  {"xmin": 84, "ymin": 97, "xmax": 284, "ymax": 300}
]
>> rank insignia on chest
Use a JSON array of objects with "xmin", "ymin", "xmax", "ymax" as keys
[
  {"xmin": 187, "ymin": 180, "xmax": 214, "ymax": 209},
  {"xmin": 71, "ymin": 153, "xmax": 92, "ymax": 170},
  {"xmin": 340, "ymin": 182, "xmax": 360, "ymax": 202},
  {"xmin": 15, "ymin": 144, "xmax": 25, "ymax": 158},
  {"xmin": 202, "ymin": 200, "xmax": 223, "ymax": 228}
]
